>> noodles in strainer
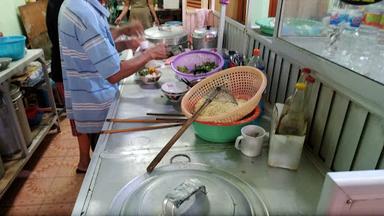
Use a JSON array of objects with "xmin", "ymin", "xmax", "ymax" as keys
[{"xmin": 194, "ymin": 92, "xmax": 247, "ymax": 117}]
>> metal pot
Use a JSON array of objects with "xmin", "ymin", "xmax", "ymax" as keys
[
  {"xmin": 0, "ymin": 93, "xmax": 22, "ymax": 157},
  {"xmin": 144, "ymin": 25, "xmax": 188, "ymax": 48},
  {"xmin": 109, "ymin": 154, "xmax": 269, "ymax": 215},
  {"xmin": 192, "ymin": 27, "xmax": 218, "ymax": 50},
  {"xmin": 10, "ymin": 84, "xmax": 32, "ymax": 146}
]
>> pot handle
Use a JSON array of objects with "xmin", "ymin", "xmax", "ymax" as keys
[
  {"xmin": 169, "ymin": 154, "xmax": 191, "ymax": 164},
  {"xmin": 162, "ymin": 178, "xmax": 207, "ymax": 216}
]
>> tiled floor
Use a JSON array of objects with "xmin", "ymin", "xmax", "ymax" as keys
[{"xmin": 0, "ymin": 119, "xmax": 83, "ymax": 216}]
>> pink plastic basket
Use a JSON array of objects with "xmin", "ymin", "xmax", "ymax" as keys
[{"xmin": 171, "ymin": 50, "xmax": 224, "ymax": 82}]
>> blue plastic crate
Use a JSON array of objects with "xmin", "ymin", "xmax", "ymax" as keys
[{"xmin": 0, "ymin": 36, "xmax": 26, "ymax": 60}]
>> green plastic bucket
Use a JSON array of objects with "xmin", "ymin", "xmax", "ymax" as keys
[{"xmin": 192, "ymin": 107, "xmax": 261, "ymax": 143}]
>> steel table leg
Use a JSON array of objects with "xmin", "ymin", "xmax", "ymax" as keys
[{"xmin": 37, "ymin": 57, "xmax": 61, "ymax": 132}]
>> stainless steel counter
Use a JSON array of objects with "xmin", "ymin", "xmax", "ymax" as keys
[{"xmin": 72, "ymin": 67, "xmax": 326, "ymax": 216}]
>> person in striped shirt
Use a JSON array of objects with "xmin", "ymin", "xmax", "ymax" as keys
[{"xmin": 58, "ymin": 0, "xmax": 167, "ymax": 172}]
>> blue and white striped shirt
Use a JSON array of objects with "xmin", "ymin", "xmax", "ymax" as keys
[{"xmin": 58, "ymin": 0, "xmax": 120, "ymax": 133}]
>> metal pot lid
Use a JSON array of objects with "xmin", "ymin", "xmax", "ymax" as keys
[
  {"xmin": 144, "ymin": 25, "xmax": 188, "ymax": 40},
  {"xmin": 109, "ymin": 158, "xmax": 268, "ymax": 216},
  {"xmin": 161, "ymin": 81, "xmax": 189, "ymax": 94},
  {"xmin": 192, "ymin": 27, "xmax": 218, "ymax": 38}
]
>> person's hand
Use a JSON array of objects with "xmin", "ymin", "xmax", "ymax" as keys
[
  {"xmin": 154, "ymin": 18, "xmax": 160, "ymax": 26},
  {"xmin": 124, "ymin": 38, "xmax": 142, "ymax": 50},
  {"xmin": 115, "ymin": 17, "xmax": 122, "ymax": 25},
  {"xmin": 145, "ymin": 43, "xmax": 168, "ymax": 60},
  {"xmin": 119, "ymin": 20, "xmax": 144, "ymax": 37}
]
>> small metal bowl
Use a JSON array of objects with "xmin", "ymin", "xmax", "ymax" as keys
[{"xmin": 0, "ymin": 58, "xmax": 12, "ymax": 71}]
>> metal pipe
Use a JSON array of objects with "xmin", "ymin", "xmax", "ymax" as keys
[
  {"xmin": 217, "ymin": 0, "xmax": 229, "ymax": 52},
  {"xmin": 38, "ymin": 58, "xmax": 60, "ymax": 132}
]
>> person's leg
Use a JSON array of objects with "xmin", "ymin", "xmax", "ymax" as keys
[
  {"xmin": 70, "ymin": 119, "xmax": 91, "ymax": 172},
  {"xmin": 56, "ymin": 82, "xmax": 65, "ymax": 105},
  {"xmin": 76, "ymin": 133, "xmax": 91, "ymax": 171},
  {"xmin": 88, "ymin": 133, "xmax": 100, "ymax": 152}
]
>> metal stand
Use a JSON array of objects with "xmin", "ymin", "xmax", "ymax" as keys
[
  {"xmin": 0, "ymin": 49, "xmax": 61, "ymax": 198},
  {"xmin": 38, "ymin": 57, "xmax": 61, "ymax": 132}
]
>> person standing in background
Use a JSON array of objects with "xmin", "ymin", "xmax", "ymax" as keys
[
  {"xmin": 114, "ymin": 0, "xmax": 159, "ymax": 29},
  {"xmin": 46, "ymin": 0, "xmax": 65, "ymax": 99}
]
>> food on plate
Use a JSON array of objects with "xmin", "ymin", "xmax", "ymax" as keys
[
  {"xmin": 177, "ymin": 61, "xmax": 218, "ymax": 75},
  {"xmin": 137, "ymin": 67, "xmax": 161, "ymax": 84},
  {"xmin": 194, "ymin": 93, "xmax": 247, "ymax": 117},
  {"xmin": 138, "ymin": 67, "xmax": 157, "ymax": 76}
]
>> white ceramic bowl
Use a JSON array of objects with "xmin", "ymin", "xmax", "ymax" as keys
[
  {"xmin": 161, "ymin": 81, "xmax": 189, "ymax": 103},
  {"xmin": 137, "ymin": 68, "xmax": 161, "ymax": 84}
]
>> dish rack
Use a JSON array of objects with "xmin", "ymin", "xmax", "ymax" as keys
[{"xmin": 181, "ymin": 66, "xmax": 267, "ymax": 123}]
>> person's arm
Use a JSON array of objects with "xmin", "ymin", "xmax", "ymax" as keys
[
  {"xmin": 147, "ymin": 0, "xmax": 159, "ymax": 26},
  {"xmin": 110, "ymin": 20, "xmax": 144, "ymax": 40},
  {"xmin": 115, "ymin": 0, "xmax": 130, "ymax": 25},
  {"xmin": 114, "ymin": 38, "xmax": 141, "ymax": 52},
  {"xmin": 74, "ymin": 8, "xmax": 165, "ymax": 86},
  {"xmin": 107, "ymin": 44, "xmax": 167, "ymax": 84}
]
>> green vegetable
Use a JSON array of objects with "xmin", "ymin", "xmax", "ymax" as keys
[
  {"xmin": 138, "ymin": 69, "xmax": 149, "ymax": 76},
  {"xmin": 177, "ymin": 66, "xmax": 189, "ymax": 73},
  {"xmin": 177, "ymin": 61, "xmax": 218, "ymax": 75}
]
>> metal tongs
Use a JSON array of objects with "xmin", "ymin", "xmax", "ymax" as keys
[
  {"xmin": 217, "ymin": 86, "xmax": 238, "ymax": 105},
  {"xmin": 146, "ymin": 87, "xmax": 223, "ymax": 173}
]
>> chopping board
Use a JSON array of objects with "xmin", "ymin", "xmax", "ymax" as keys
[{"xmin": 18, "ymin": 0, "xmax": 51, "ymax": 58}]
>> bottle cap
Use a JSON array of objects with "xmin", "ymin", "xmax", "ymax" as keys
[
  {"xmin": 253, "ymin": 48, "xmax": 260, "ymax": 56},
  {"xmin": 305, "ymin": 75, "xmax": 315, "ymax": 83},
  {"xmin": 295, "ymin": 82, "xmax": 306, "ymax": 90},
  {"xmin": 302, "ymin": 68, "xmax": 311, "ymax": 74}
]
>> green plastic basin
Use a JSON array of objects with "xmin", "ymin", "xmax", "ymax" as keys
[{"xmin": 192, "ymin": 107, "xmax": 261, "ymax": 143}]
